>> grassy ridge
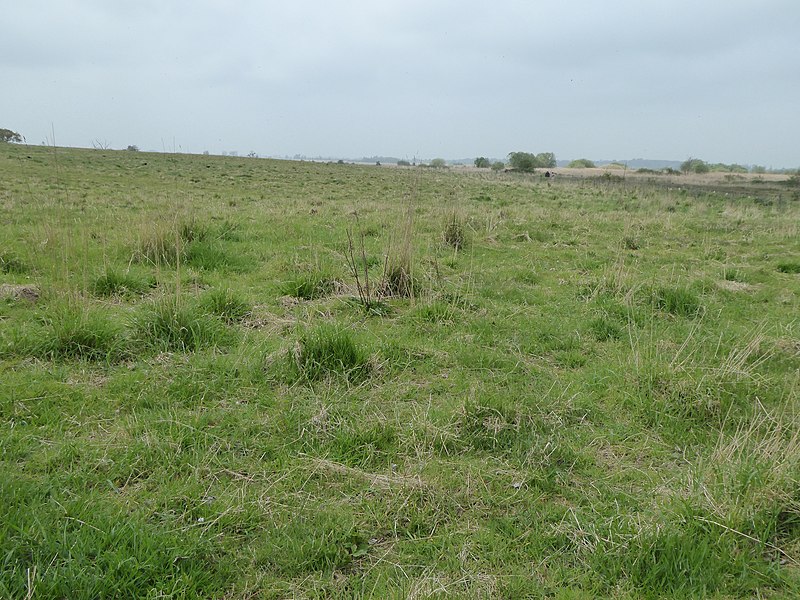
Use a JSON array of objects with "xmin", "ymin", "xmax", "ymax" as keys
[{"xmin": 1, "ymin": 144, "xmax": 799, "ymax": 598}]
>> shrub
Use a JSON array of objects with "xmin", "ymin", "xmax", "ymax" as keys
[
  {"xmin": 568, "ymin": 158, "xmax": 596, "ymax": 168},
  {"xmin": 681, "ymin": 158, "xmax": 710, "ymax": 174}
]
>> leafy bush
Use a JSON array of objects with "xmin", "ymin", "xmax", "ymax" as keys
[
  {"xmin": 681, "ymin": 158, "xmax": 710, "ymax": 174},
  {"xmin": 568, "ymin": 158, "xmax": 596, "ymax": 168}
]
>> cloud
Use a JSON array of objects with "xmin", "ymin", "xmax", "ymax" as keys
[{"xmin": 2, "ymin": 0, "xmax": 798, "ymax": 164}]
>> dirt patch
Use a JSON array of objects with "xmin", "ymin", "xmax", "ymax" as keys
[
  {"xmin": 716, "ymin": 280, "xmax": 757, "ymax": 293},
  {"xmin": 0, "ymin": 284, "xmax": 40, "ymax": 302}
]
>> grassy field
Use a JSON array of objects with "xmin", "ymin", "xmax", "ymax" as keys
[{"xmin": 1, "ymin": 143, "xmax": 799, "ymax": 599}]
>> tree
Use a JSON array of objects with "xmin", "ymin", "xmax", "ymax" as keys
[
  {"xmin": 568, "ymin": 158, "xmax": 596, "ymax": 168},
  {"xmin": 474, "ymin": 157, "xmax": 490, "ymax": 168},
  {"xmin": 0, "ymin": 128, "xmax": 23, "ymax": 143},
  {"xmin": 508, "ymin": 151, "xmax": 557, "ymax": 172},
  {"xmin": 491, "ymin": 161, "xmax": 505, "ymax": 172},
  {"xmin": 507, "ymin": 152, "xmax": 537, "ymax": 172},
  {"xmin": 680, "ymin": 157, "xmax": 709, "ymax": 174},
  {"xmin": 430, "ymin": 158, "xmax": 447, "ymax": 168},
  {"xmin": 126, "ymin": 145, "xmax": 140, "ymax": 152},
  {"xmin": 535, "ymin": 152, "xmax": 556, "ymax": 169}
]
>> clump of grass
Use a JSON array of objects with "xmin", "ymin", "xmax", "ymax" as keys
[
  {"xmin": 200, "ymin": 288, "xmax": 251, "ymax": 323},
  {"xmin": 11, "ymin": 304, "xmax": 125, "ymax": 362},
  {"xmin": 589, "ymin": 316, "xmax": 623, "ymax": 341},
  {"xmin": 383, "ymin": 263, "xmax": 417, "ymax": 298},
  {"xmin": 291, "ymin": 324, "xmax": 370, "ymax": 383},
  {"xmin": 183, "ymin": 240, "xmax": 234, "ymax": 271},
  {"xmin": 622, "ymin": 236, "xmax": 640, "ymax": 250},
  {"xmin": 281, "ymin": 272, "xmax": 336, "ymax": 300},
  {"xmin": 443, "ymin": 212, "xmax": 467, "ymax": 250},
  {"xmin": 383, "ymin": 203, "xmax": 416, "ymax": 298},
  {"xmin": 649, "ymin": 285, "xmax": 702, "ymax": 317},
  {"xmin": 91, "ymin": 269, "xmax": 153, "ymax": 297},
  {"xmin": 414, "ymin": 300, "xmax": 456, "ymax": 324},
  {"xmin": 0, "ymin": 250, "xmax": 28, "ymax": 274},
  {"xmin": 776, "ymin": 261, "xmax": 800, "ymax": 274},
  {"xmin": 135, "ymin": 296, "xmax": 229, "ymax": 352},
  {"xmin": 133, "ymin": 218, "xmax": 212, "ymax": 268},
  {"xmin": 178, "ymin": 218, "xmax": 210, "ymax": 244},
  {"xmin": 723, "ymin": 267, "xmax": 748, "ymax": 283},
  {"xmin": 134, "ymin": 224, "xmax": 183, "ymax": 267}
]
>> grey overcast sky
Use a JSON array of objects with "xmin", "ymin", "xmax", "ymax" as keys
[{"xmin": 3, "ymin": 1, "xmax": 799, "ymax": 166}]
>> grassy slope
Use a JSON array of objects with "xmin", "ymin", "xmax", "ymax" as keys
[{"xmin": 1, "ymin": 144, "xmax": 799, "ymax": 598}]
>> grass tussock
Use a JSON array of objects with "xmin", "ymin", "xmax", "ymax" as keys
[
  {"xmin": 443, "ymin": 211, "xmax": 467, "ymax": 250},
  {"xmin": 281, "ymin": 272, "xmax": 336, "ymax": 300},
  {"xmin": 383, "ymin": 203, "xmax": 416, "ymax": 298},
  {"xmin": 648, "ymin": 285, "xmax": 702, "ymax": 317},
  {"xmin": 8, "ymin": 303, "xmax": 126, "ymax": 362},
  {"xmin": 777, "ymin": 261, "xmax": 800, "ymax": 274},
  {"xmin": 0, "ymin": 250, "xmax": 28, "ymax": 274},
  {"xmin": 91, "ymin": 268, "xmax": 154, "ymax": 297},
  {"xmin": 290, "ymin": 324, "xmax": 370, "ymax": 383},
  {"xmin": 135, "ymin": 296, "xmax": 230, "ymax": 352},
  {"xmin": 199, "ymin": 288, "xmax": 251, "ymax": 323}
]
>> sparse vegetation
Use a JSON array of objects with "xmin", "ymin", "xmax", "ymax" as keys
[{"xmin": 1, "ymin": 143, "xmax": 798, "ymax": 598}]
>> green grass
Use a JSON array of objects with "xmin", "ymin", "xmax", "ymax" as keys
[
  {"xmin": 281, "ymin": 271, "xmax": 337, "ymax": 300},
  {"xmin": 91, "ymin": 268, "xmax": 154, "ymax": 297},
  {"xmin": 1, "ymin": 143, "xmax": 798, "ymax": 598},
  {"xmin": 134, "ymin": 296, "xmax": 231, "ymax": 352},
  {"xmin": 289, "ymin": 323, "xmax": 371, "ymax": 383}
]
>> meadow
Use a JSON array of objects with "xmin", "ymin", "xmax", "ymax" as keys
[{"xmin": 1, "ymin": 143, "xmax": 798, "ymax": 599}]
